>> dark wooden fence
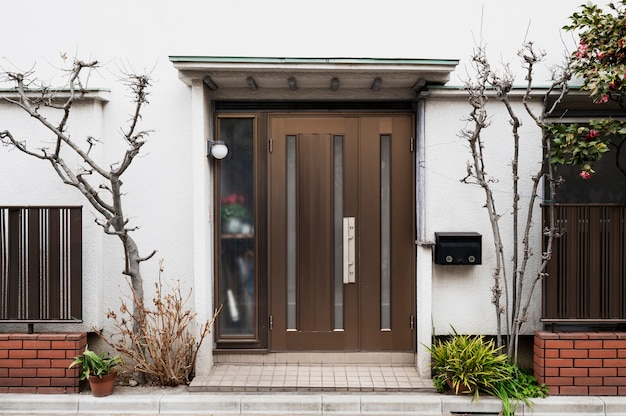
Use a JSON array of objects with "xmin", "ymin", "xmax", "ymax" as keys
[
  {"xmin": 542, "ymin": 204, "xmax": 626, "ymax": 323},
  {"xmin": 0, "ymin": 207, "xmax": 82, "ymax": 322}
]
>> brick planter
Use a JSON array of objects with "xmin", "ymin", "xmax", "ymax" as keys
[
  {"xmin": 0, "ymin": 332, "xmax": 87, "ymax": 393},
  {"xmin": 534, "ymin": 331, "xmax": 626, "ymax": 395}
]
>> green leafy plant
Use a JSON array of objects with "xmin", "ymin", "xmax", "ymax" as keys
[
  {"xmin": 69, "ymin": 345, "xmax": 123, "ymax": 380},
  {"xmin": 551, "ymin": 0, "xmax": 626, "ymax": 179},
  {"xmin": 492, "ymin": 364, "xmax": 548, "ymax": 416},
  {"xmin": 221, "ymin": 203, "xmax": 249, "ymax": 221},
  {"xmin": 426, "ymin": 329, "xmax": 547, "ymax": 415},
  {"xmin": 426, "ymin": 330, "xmax": 511, "ymax": 400},
  {"xmin": 564, "ymin": 1, "xmax": 626, "ymax": 106},
  {"xmin": 548, "ymin": 122, "xmax": 611, "ymax": 177}
]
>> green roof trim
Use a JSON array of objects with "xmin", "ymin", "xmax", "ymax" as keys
[
  {"xmin": 169, "ymin": 56, "xmax": 459, "ymax": 66},
  {"xmin": 428, "ymin": 84, "xmax": 584, "ymax": 91}
]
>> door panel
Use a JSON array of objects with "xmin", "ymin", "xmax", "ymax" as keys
[
  {"xmin": 360, "ymin": 116, "xmax": 416, "ymax": 350},
  {"xmin": 268, "ymin": 115, "xmax": 414, "ymax": 351},
  {"xmin": 297, "ymin": 133, "xmax": 333, "ymax": 332}
]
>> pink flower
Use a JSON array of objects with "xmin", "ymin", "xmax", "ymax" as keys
[
  {"xmin": 221, "ymin": 193, "xmax": 245, "ymax": 205},
  {"xmin": 597, "ymin": 51, "xmax": 605, "ymax": 60},
  {"xmin": 579, "ymin": 170, "xmax": 592, "ymax": 180},
  {"xmin": 585, "ymin": 129, "xmax": 600, "ymax": 141},
  {"xmin": 595, "ymin": 94, "xmax": 610, "ymax": 104}
]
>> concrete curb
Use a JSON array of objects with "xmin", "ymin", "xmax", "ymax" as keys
[{"xmin": 1, "ymin": 392, "xmax": 625, "ymax": 416}]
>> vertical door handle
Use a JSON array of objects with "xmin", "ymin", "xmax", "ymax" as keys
[{"xmin": 343, "ymin": 217, "xmax": 356, "ymax": 284}]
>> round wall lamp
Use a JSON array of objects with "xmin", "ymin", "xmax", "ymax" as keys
[{"xmin": 208, "ymin": 140, "xmax": 228, "ymax": 160}]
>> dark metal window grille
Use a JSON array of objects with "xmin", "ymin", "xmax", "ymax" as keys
[
  {"xmin": 0, "ymin": 207, "xmax": 82, "ymax": 322},
  {"xmin": 542, "ymin": 204, "xmax": 626, "ymax": 322}
]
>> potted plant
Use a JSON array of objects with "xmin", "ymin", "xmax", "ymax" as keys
[
  {"xmin": 69, "ymin": 345, "xmax": 123, "ymax": 397},
  {"xmin": 426, "ymin": 330, "xmax": 511, "ymax": 400},
  {"xmin": 426, "ymin": 329, "xmax": 548, "ymax": 416},
  {"xmin": 221, "ymin": 193, "xmax": 250, "ymax": 234}
]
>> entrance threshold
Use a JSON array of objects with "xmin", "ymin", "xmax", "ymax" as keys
[{"xmin": 189, "ymin": 352, "xmax": 435, "ymax": 392}]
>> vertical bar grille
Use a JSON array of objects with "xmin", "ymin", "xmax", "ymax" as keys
[
  {"xmin": 543, "ymin": 204, "xmax": 626, "ymax": 321},
  {"xmin": 0, "ymin": 206, "xmax": 82, "ymax": 321}
]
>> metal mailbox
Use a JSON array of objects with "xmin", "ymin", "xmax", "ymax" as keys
[{"xmin": 434, "ymin": 232, "xmax": 482, "ymax": 265}]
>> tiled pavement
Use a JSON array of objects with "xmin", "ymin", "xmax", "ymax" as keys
[
  {"xmin": 190, "ymin": 363, "xmax": 433, "ymax": 392},
  {"xmin": 189, "ymin": 351, "xmax": 432, "ymax": 392}
]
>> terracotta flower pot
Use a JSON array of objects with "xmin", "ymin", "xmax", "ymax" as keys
[
  {"xmin": 446, "ymin": 379, "xmax": 472, "ymax": 395},
  {"xmin": 88, "ymin": 371, "xmax": 116, "ymax": 397}
]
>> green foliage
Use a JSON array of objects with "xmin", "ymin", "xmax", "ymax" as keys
[
  {"xmin": 221, "ymin": 203, "xmax": 250, "ymax": 221},
  {"xmin": 427, "ymin": 330, "xmax": 547, "ymax": 416},
  {"xmin": 564, "ymin": 1, "xmax": 626, "ymax": 105},
  {"xmin": 426, "ymin": 331, "xmax": 511, "ymax": 401},
  {"xmin": 549, "ymin": 1, "xmax": 626, "ymax": 179},
  {"xmin": 548, "ymin": 122, "xmax": 611, "ymax": 176},
  {"xmin": 493, "ymin": 364, "xmax": 549, "ymax": 416},
  {"xmin": 69, "ymin": 345, "xmax": 122, "ymax": 380}
]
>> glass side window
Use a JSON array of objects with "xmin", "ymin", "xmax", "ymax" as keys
[
  {"xmin": 216, "ymin": 117, "xmax": 255, "ymax": 338},
  {"xmin": 380, "ymin": 134, "xmax": 391, "ymax": 330}
]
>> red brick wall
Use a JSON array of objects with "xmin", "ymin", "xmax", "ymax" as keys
[
  {"xmin": 0, "ymin": 332, "xmax": 87, "ymax": 393},
  {"xmin": 534, "ymin": 331, "xmax": 626, "ymax": 395}
]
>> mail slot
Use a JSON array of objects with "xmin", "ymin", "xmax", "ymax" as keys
[{"xmin": 434, "ymin": 232, "xmax": 482, "ymax": 265}]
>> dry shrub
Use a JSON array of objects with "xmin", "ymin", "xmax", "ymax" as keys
[{"xmin": 103, "ymin": 260, "xmax": 221, "ymax": 386}]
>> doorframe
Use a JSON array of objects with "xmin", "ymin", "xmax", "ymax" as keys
[
  {"xmin": 199, "ymin": 103, "xmax": 431, "ymax": 375},
  {"xmin": 210, "ymin": 110, "xmax": 419, "ymax": 353}
]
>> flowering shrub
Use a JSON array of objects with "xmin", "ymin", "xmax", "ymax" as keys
[
  {"xmin": 548, "ymin": 122, "xmax": 611, "ymax": 178},
  {"xmin": 549, "ymin": 1, "xmax": 626, "ymax": 179},
  {"xmin": 565, "ymin": 1, "xmax": 626, "ymax": 105}
]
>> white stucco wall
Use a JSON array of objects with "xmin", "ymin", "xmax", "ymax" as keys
[
  {"xmin": 0, "ymin": 0, "xmax": 585, "ymax": 374},
  {"xmin": 425, "ymin": 93, "xmax": 545, "ymax": 336},
  {"xmin": 0, "ymin": 99, "xmax": 107, "ymax": 331}
]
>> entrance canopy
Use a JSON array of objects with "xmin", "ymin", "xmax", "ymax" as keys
[{"xmin": 169, "ymin": 56, "xmax": 459, "ymax": 100}]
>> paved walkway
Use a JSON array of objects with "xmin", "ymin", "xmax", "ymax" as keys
[{"xmin": 190, "ymin": 363, "xmax": 434, "ymax": 392}]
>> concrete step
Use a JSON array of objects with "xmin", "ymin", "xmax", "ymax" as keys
[{"xmin": 1, "ymin": 390, "xmax": 626, "ymax": 416}]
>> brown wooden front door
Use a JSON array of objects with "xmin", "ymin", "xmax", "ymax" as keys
[{"xmin": 268, "ymin": 115, "xmax": 415, "ymax": 351}]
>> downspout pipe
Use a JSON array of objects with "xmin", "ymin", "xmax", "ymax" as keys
[
  {"xmin": 415, "ymin": 90, "xmax": 430, "ymax": 245},
  {"xmin": 414, "ymin": 89, "xmax": 434, "ymax": 378}
]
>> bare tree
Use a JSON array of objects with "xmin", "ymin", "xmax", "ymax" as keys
[
  {"xmin": 461, "ymin": 42, "xmax": 570, "ymax": 360},
  {"xmin": 0, "ymin": 59, "xmax": 155, "ymax": 336}
]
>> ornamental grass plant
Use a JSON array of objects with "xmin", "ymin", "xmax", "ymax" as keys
[{"xmin": 427, "ymin": 329, "xmax": 547, "ymax": 416}]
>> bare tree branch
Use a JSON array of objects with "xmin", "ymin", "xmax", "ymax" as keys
[
  {"xmin": 461, "ymin": 42, "xmax": 570, "ymax": 360},
  {"xmin": 1, "ymin": 58, "xmax": 156, "ymax": 382}
]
